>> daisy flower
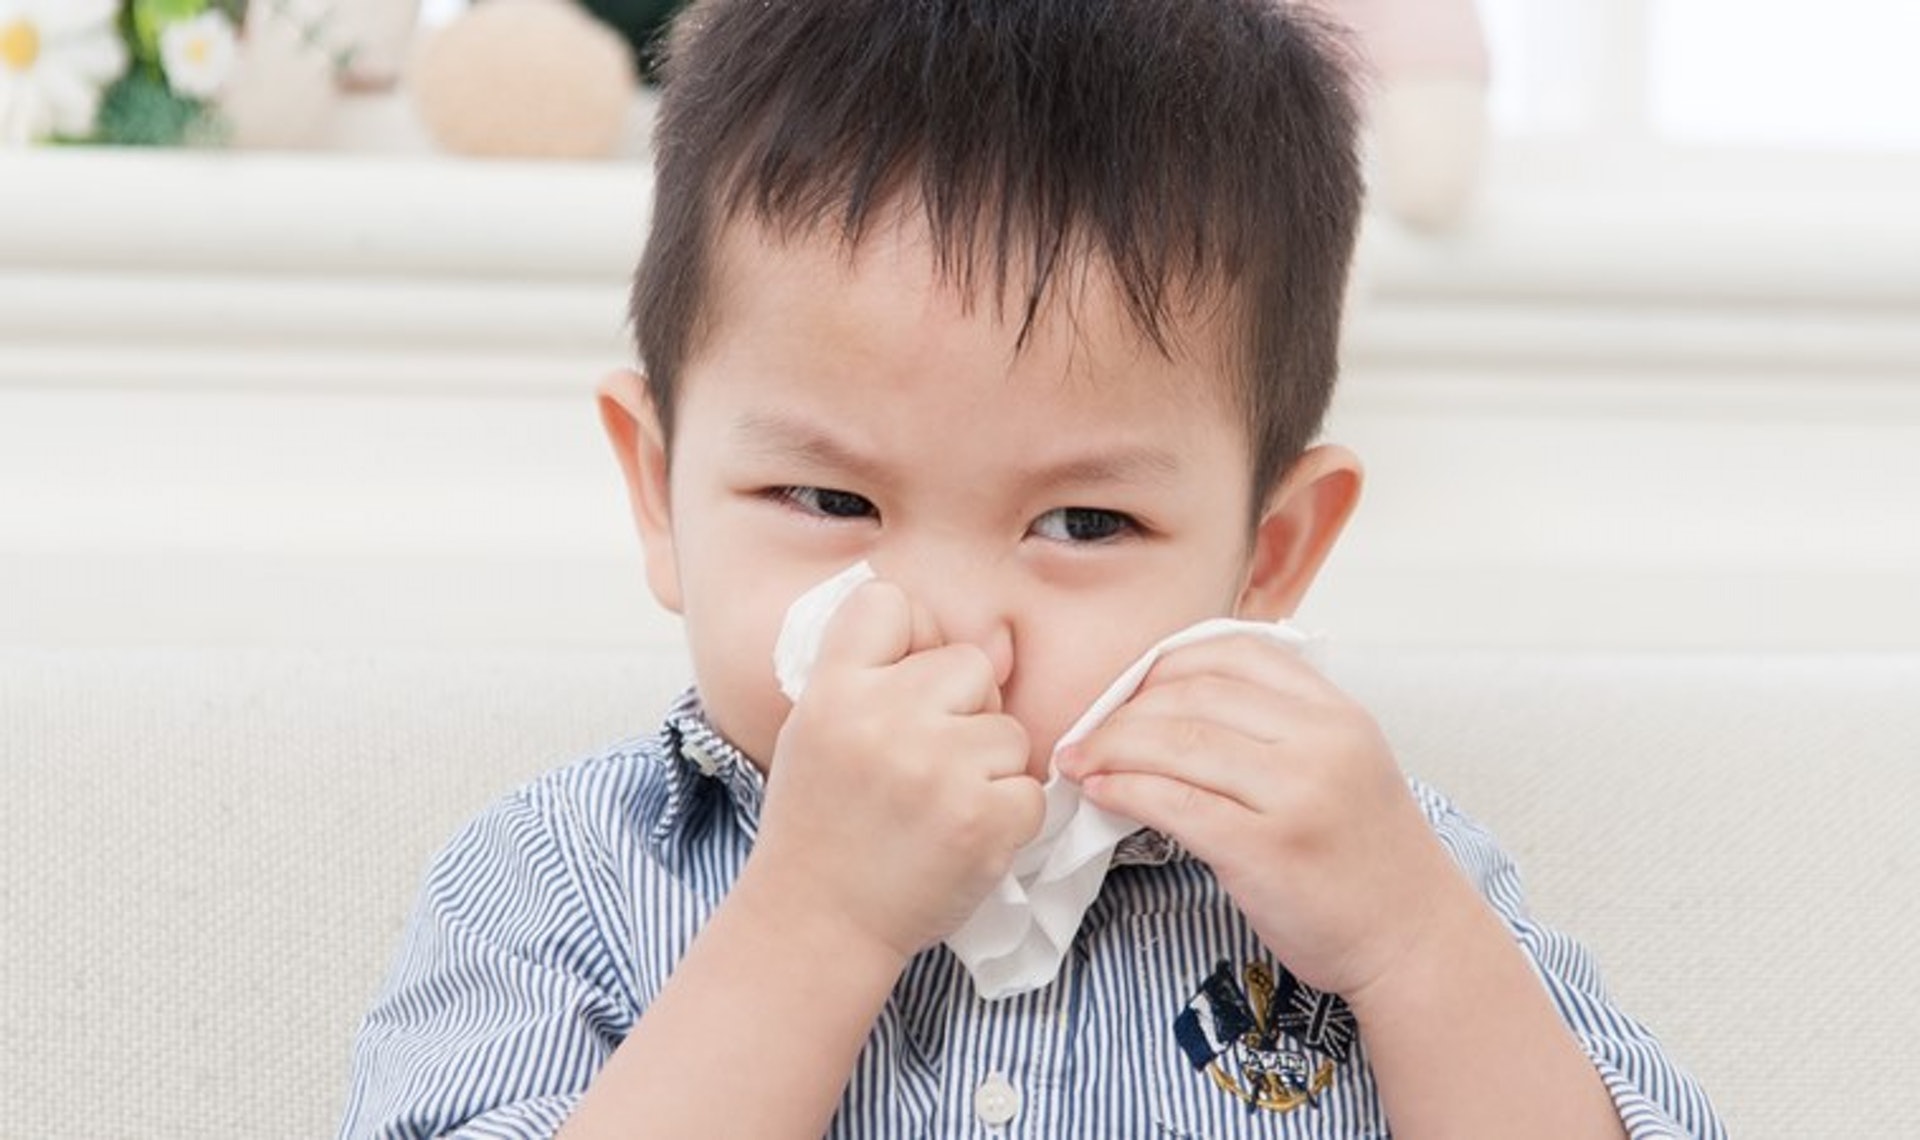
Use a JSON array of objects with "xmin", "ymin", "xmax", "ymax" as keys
[
  {"xmin": 159, "ymin": 9, "xmax": 237, "ymax": 99},
  {"xmin": 0, "ymin": 0, "xmax": 129, "ymax": 144}
]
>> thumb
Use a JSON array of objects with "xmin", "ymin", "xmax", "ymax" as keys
[{"xmin": 813, "ymin": 580, "xmax": 920, "ymax": 670}]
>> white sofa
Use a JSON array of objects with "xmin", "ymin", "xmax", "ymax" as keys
[{"xmin": 5, "ymin": 644, "xmax": 1916, "ymax": 1137}]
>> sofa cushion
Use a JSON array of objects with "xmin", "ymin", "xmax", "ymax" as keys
[{"xmin": 3, "ymin": 647, "xmax": 1913, "ymax": 1137}]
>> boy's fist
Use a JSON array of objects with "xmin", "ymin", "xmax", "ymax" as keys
[{"xmin": 750, "ymin": 580, "xmax": 1045, "ymax": 962}]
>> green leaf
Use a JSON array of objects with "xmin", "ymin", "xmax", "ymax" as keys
[
  {"xmin": 130, "ymin": 0, "xmax": 210, "ymax": 63},
  {"xmin": 90, "ymin": 71, "xmax": 212, "ymax": 147}
]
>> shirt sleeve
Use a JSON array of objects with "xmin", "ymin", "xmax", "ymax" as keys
[
  {"xmin": 1411, "ymin": 779, "xmax": 1728, "ymax": 1140},
  {"xmin": 339, "ymin": 779, "xmax": 634, "ymax": 1140}
]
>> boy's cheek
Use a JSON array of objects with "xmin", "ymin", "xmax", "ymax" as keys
[
  {"xmin": 1007, "ymin": 661, "xmax": 1133, "ymax": 779},
  {"xmin": 680, "ymin": 607, "xmax": 796, "ymax": 772}
]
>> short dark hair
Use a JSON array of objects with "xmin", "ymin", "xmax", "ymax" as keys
[{"xmin": 632, "ymin": 0, "xmax": 1364, "ymax": 505}]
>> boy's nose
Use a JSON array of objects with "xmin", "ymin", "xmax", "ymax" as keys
[
  {"xmin": 877, "ymin": 551, "xmax": 1016, "ymax": 690},
  {"xmin": 950, "ymin": 618, "xmax": 1015, "ymax": 692}
]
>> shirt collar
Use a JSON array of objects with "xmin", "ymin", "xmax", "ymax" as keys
[
  {"xmin": 650, "ymin": 689, "xmax": 766, "ymax": 851},
  {"xmin": 1113, "ymin": 828, "xmax": 1185, "ymax": 866}
]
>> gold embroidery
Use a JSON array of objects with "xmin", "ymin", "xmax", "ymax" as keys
[
  {"xmin": 1207, "ymin": 1056, "xmax": 1337, "ymax": 1113},
  {"xmin": 1203, "ymin": 961, "xmax": 1336, "ymax": 1115}
]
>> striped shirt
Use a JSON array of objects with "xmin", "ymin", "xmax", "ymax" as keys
[{"xmin": 341, "ymin": 690, "xmax": 1725, "ymax": 1138}]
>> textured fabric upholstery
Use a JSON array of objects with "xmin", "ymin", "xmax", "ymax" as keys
[{"xmin": 4, "ymin": 647, "xmax": 1913, "ymax": 1137}]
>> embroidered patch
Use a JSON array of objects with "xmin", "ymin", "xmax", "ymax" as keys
[{"xmin": 1173, "ymin": 958, "xmax": 1355, "ymax": 1114}]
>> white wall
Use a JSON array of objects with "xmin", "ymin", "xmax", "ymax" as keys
[{"xmin": 3, "ymin": 126, "xmax": 1917, "ymax": 652}]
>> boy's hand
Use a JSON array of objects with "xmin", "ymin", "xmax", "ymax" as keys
[
  {"xmin": 748, "ymin": 580, "xmax": 1046, "ymax": 963},
  {"xmin": 1059, "ymin": 634, "xmax": 1465, "ymax": 998}
]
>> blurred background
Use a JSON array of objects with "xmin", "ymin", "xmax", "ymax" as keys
[{"xmin": 2, "ymin": 0, "xmax": 1916, "ymax": 652}]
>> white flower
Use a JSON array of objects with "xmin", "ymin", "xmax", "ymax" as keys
[
  {"xmin": 160, "ymin": 9, "xmax": 238, "ymax": 100},
  {"xmin": 0, "ymin": 0, "xmax": 127, "ymax": 144}
]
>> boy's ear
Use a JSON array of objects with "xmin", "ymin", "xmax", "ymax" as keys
[
  {"xmin": 596, "ymin": 369, "xmax": 684, "ymax": 615},
  {"xmin": 1235, "ymin": 444, "xmax": 1363, "ymax": 621}
]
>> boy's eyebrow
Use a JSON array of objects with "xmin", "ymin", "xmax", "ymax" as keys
[
  {"xmin": 731, "ymin": 411, "xmax": 1184, "ymax": 487},
  {"xmin": 730, "ymin": 412, "xmax": 888, "ymax": 483},
  {"xmin": 1019, "ymin": 447, "xmax": 1185, "ymax": 490}
]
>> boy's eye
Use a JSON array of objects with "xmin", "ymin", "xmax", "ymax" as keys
[
  {"xmin": 1031, "ymin": 507, "xmax": 1137, "ymax": 544},
  {"xmin": 775, "ymin": 486, "xmax": 878, "ymax": 520}
]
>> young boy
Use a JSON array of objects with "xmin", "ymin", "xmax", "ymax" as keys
[{"xmin": 343, "ymin": 1, "xmax": 1722, "ymax": 1136}]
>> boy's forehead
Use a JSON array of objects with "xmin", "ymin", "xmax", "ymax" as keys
[{"xmin": 701, "ymin": 205, "xmax": 1244, "ymax": 387}]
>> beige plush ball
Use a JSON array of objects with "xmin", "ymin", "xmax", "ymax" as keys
[{"xmin": 411, "ymin": 0, "xmax": 638, "ymax": 159}]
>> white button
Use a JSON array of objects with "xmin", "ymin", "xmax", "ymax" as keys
[
  {"xmin": 684, "ymin": 741, "xmax": 722, "ymax": 775},
  {"xmin": 973, "ymin": 1073, "xmax": 1022, "ymax": 1127}
]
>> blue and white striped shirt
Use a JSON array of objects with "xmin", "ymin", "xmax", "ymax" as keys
[{"xmin": 341, "ymin": 691, "xmax": 1724, "ymax": 1138}]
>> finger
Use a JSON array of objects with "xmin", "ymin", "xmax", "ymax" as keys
[
  {"xmin": 1067, "ymin": 714, "xmax": 1270, "ymax": 811},
  {"xmin": 891, "ymin": 643, "xmax": 1005, "ymax": 715},
  {"xmin": 1078, "ymin": 770, "xmax": 1245, "ymax": 865},
  {"xmin": 1105, "ymin": 672, "xmax": 1304, "ymax": 746},
  {"xmin": 905, "ymin": 596, "xmax": 946, "ymax": 656},
  {"xmin": 943, "ymin": 712, "xmax": 1029, "ymax": 778},
  {"xmin": 1142, "ymin": 632, "xmax": 1336, "ymax": 703},
  {"xmin": 985, "ymin": 774, "xmax": 1047, "ymax": 848},
  {"xmin": 814, "ymin": 580, "xmax": 915, "ymax": 669}
]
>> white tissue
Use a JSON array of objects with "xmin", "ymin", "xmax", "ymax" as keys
[
  {"xmin": 775, "ymin": 561, "xmax": 879, "ymax": 701},
  {"xmin": 773, "ymin": 561, "xmax": 1319, "ymax": 1000}
]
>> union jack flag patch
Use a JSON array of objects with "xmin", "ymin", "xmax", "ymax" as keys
[{"xmin": 1173, "ymin": 958, "xmax": 1356, "ymax": 1114}]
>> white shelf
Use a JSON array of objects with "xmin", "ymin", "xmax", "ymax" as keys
[
  {"xmin": 5, "ymin": 135, "xmax": 1920, "ymax": 392},
  {"xmin": 4, "ymin": 130, "xmax": 1918, "ymax": 651}
]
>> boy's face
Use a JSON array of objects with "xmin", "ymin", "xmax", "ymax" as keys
[{"xmin": 607, "ymin": 212, "xmax": 1353, "ymax": 778}]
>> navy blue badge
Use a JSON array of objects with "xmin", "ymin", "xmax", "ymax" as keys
[
  {"xmin": 1173, "ymin": 958, "xmax": 1355, "ymax": 1114},
  {"xmin": 1266, "ymin": 964, "xmax": 1356, "ymax": 1064},
  {"xmin": 1174, "ymin": 960, "xmax": 1258, "ymax": 1069}
]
